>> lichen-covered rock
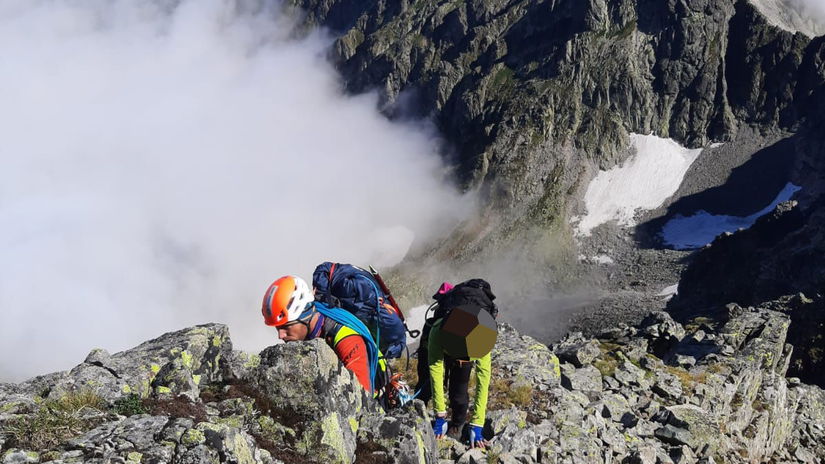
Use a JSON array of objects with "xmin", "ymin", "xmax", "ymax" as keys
[
  {"xmin": 1, "ymin": 450, "xmax": 39, "ymax": 464},
  {"xmin": 251, "ymin": 339, "xmax": 370, "ymax": 463},
  {"xmin": 554, "ymin": 334, "xmax": 602, "ymax": 368},
  {"xmin": 356, "ymin": 404, "xmax": 436, "ymax": 464},
  {"xmin": 599, "ymin": 392, "xmax": 632, "ymax": 422},
  {"xmin": 0, "ymin": 395, "xmax": 36, "ymax": 416},
  {"xmin": 176, "ymin": 444, "xmax": 221, "ymax": 464},
  {"xmin": 151, "ymin": 358, "xmax": 200, "ymax": 401},
  {"xmin": 194, "ymin": 422, "xmax": 265, "ymax": 464},
  {"xmin": 221, "ymin": 350, "xmax": 261, "ymax": 382},
  {"xmin": 162, "ymin": 417, "xmax": 195, "ymax": 443},
  {"xmin": 456, "ymin": 448, "xmax": 486, "ymax": 464},
  {"xmin": 650, "ymin": 371, "xmax": 683, "ymax": 401},
  {"xmin": 560, "ymin": 364, "xmax": 602, "ymax": 393},
  {"xmin": 16, "ymin": 324, "xmax": 232, "ymax": 405},
  {"xmin": 492, "ymin": 323, "xmax": 561, "ymax": 389},
  {"xmin": 613, "ymin": 359, "xmax": 651, "ymax": 390},
  {"xmin": 639, "ymin": 312, "xmax": 686, "ymax": 358}
]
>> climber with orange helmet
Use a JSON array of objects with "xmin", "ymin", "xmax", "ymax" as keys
[{"xmin": 261, "ymin": 275, "xmax": 385, "ymax": 394}]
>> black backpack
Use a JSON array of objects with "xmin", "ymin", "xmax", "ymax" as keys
[
  {"xmin": 431, "ymin": 278, "xmax": 498, "ymax": 320},
  {"xmin": 414, "ymin": 279, "xmax": 498, "ymax": 401}
]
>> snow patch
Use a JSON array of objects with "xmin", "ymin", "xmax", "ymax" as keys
[
  {"xmin": 575, "ymin": 134, "xmax": 703, "ymax": 236},
  {"xmin": 710, "ymin": 142, "xmax": 725, "ymax": 149},
  {"xmin": 577, "ymin": 254, "xmax": 614, "ymax": 264},
  {"xmin": 592, "ymin": 255, "xmax": 614, "ymax": 265},
  {"xmin": 657, "ymin": 284, "xmax": 679, "ymax": 297},
  {"xmin": 661, "ymin": 183, "xmax": 801, "ymax": 250}
]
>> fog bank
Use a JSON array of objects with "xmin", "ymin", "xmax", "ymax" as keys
[{"xmin": 0, "ymin": 0, "xmax": 470, "ymax": 381}]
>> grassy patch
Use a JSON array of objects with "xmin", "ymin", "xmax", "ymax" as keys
[
  {"xmin": 594, "ymin": 341, "xmax": 624, "ymax": 377},
  {"xmin": 594, "ymin": 358, "xmax": 619, "ymax": 377},
  {"xmin": 664, "ymin": 366, "xmax": 707, "ymax": 391},
  {"xmin": 489, "ymin": 66, "xmax": 515, "ymax": 93},
  {"xmin": 489, "ymin": 378, "xmax": 533, "ymax": 409},
  {"xmin": 4, "ymin": 390, "xmax": 107, "ymax": 451}
]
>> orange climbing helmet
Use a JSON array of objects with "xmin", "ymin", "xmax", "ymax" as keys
[{"xmin": 261, "ymin": 276, "xmax": 314, "ymax": 327}]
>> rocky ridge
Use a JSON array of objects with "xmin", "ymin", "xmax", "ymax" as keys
[{"xmin": 2, "ymin": 296, "xmax": 824, "ymax": 463}]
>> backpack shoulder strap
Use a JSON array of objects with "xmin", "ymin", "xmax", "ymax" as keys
[
  {"xmin": 314, "ymin": 302, "xmax": 380, "ymax": 392},
  {"xmin": 325, "ymin": 263, "xmax": 337, "ymax": 300}
]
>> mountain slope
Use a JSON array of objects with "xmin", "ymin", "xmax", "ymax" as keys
[{"xmin": 290, "ymin": 0, "xmax": 824, "ymax": 241}]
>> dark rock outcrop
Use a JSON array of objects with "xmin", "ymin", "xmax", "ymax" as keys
[{"xmin": 674, "ymin": 200, "xmax": 822, "ymax": 309}]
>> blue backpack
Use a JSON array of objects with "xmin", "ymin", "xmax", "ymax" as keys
[{"xmin": 312, "ymin": 262, "xmax": 407, "ymax": 359}]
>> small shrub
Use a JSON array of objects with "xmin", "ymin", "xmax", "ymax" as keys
[
  {"xmin": 486, "ymin": 445, "xmax": 503, "ymax": 463},
  {"xmin": 594, "ymin": 342, "xmax": 625, "ymax": 377},
  {"xmin": 598, "ymin": 341, "xmax": 623, "ymax": 354},
  {"xmin": 490, "ymin": 378, "xmax": 509, "ymax": 401},
  {"xmin": 508, "ymin": 384, "xmax": 533, "ymax": 408},
  {"xmin": 113, "ymin": 394, "xmax": 146, "ymax": 417}
]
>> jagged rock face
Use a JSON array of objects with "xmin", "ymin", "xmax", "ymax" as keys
[
  {"xmin": 8, "ymin": 324, "xmax": 233, "ymax": 404},
  {"xmin": 289, "ymin": 0, "xmax": 824, "ymax": 233}
]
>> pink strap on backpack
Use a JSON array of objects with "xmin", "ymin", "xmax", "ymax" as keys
[{"xmin": 437, "ymin": 282, "xmax": 454, "ymax": 295}]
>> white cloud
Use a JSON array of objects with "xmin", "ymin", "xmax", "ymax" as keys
[{"xmin": 0, "ymin": 0, "xmax": 471, "ymax": 381}]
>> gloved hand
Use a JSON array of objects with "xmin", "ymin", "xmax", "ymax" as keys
[
  {"xmin": 469, "ymin": 424, "xmax": 486, "ymax": 449},
  {"xmin": 433, "ymin": 414, "xmax": 448, "ymax": 438}
]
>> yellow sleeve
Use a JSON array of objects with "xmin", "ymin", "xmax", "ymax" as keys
[
  {"xmin": 427, "ymin": 322, "xmax": 447, "ymax": 413},
  {"xmin": 469, "ymin": 351, "xmax": 492, "ymax": 425}
]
